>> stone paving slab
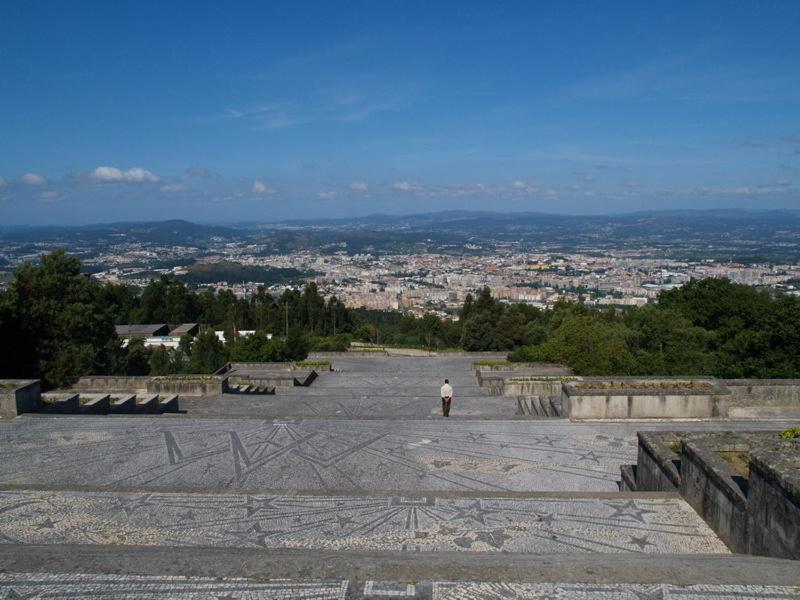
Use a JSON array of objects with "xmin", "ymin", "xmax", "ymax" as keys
[
  {"xmin": 3, "ymin": 545, "xmax": 798, "ymax": 587},
  {"xmin": 2, "ymin": 417, "xmax": 795, "ymax": 493},
  {"xmin": 0, "ymin": 489, "xmax": 727, "ymax": 555},
  {"xmin": 1, "ymin": 573, "xmax": 799, "ymax": 599}
]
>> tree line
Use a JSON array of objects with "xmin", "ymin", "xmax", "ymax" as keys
[{"xmin": 1, "ymin": 251, "xmax": 798, "ymax": 388}]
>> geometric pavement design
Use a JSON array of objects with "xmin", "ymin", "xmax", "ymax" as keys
[
  {"xmin": 1, "ymin": 574, "xmax": 799, "ymax": 599},
  {"xmin": 0, "ymin": 490, "xmax": 729, "ymax": 554}
]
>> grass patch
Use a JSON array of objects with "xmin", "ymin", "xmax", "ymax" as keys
[
  {"xmin": 718, "ymin": 451, "xmax": 750, "ymax": 477},
  {"xmin": 779, "ymin": 427, "xmax": 800, "ymax": 440},
  {"xmin": 296, "ymin": 360, "xmax": 331, "ymax": 367},
  {"xmin": 472, "ymin": 360, "xmax": 512, "ymax": 367},
  {"xmin": 667, "ymin": 441, "xmax": 683, "ymax": 455}
]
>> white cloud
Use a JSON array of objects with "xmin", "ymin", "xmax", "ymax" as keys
[
  {"xmin": 21, "ymin": 172, "xmax": 47, "ymax": 186},
  {"xmin": 316, "ymin": 191, "xmax": 337, "ymax": 199},
  {"xmin": 161, "ymin": 183, "xmax": 187, "ymax": 193},
  {"xmin": 90, "ymin": 166, "xmax": 159, "ymax": 183},
  {"xmin": 39, "ymin": 190, "xmax": 60, "ymax": 201},
  {"xmin": 252, "ymin": 180, "xmax": 274, "ymax": 195},
  {"xmin": 350, "ymin": 181, "xmax": 368, "ymax": 192},
  {"xmin": 392, "ymin": 180, "xmax": 423, "ymax": 192},
  {"xmin": 512, "ymin": 180, "xmax": 538, "ymax": 193}
]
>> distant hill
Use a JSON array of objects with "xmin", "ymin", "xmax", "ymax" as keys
[
  {"xmin": 2, "ymin": 209, "xmax": 798, "ymax": 263},
  {"xmin": 269, "ymin": 208, "xmax": 800, "ymax": 230},
  {"xmin": 0, "ymin": 219, "xmax": 244, "ymax": 246}
]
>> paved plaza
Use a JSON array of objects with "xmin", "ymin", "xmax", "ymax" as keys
[
  {"xmin": 1, "ymin": 415, "xmax": 794, "ymax": 493},
  {"xmin": 0, "ymin": 355, "xmax": 798, "ymax": 596}
]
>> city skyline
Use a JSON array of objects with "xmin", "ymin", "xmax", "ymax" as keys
[{"xmin": 1, "ymin": 1, "xmax": 799, "ymax": 225}]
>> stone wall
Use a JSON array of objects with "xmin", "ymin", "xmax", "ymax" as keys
[
  {"xmin": 633, "ymin": 430, "xmax": 800, "ymax": 558},
  {"xmin": 147, "ymin": 377, "xmax": 225, "ymax": 396},
  {"xmin": 680, "ymin": 441, "xmax": 750, "ymax": 553},
  {"xmin": 473, "ymin": 362, "xmax": 569, "ymax": 373},
  {"xmin": 747, "ymin": 446, "xmax": 800, "ymax": 559},
  {"xmin": 635, "ymin": 432, "xmax": 681, "ymax": 492},
  {"xmin": 502, "ymin": 379, "xmax": 566, "ymax": 398},
  {"xmin": 723, "ymin": 380, "xmax": 800, "ymax": 406},
  {"xmin": 564, "ymin": 379, "xmax": 729, "ymax": 419},
  {"xmin": 73, "ymin": 376, "xmax": 153, "ymax": 392}
]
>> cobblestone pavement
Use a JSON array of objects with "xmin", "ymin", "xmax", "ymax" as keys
[
  {"xmin": 0, "ymin": 418, "xmax": 638, "ymax": 492},
  {"xmin": 185, "ymin": 355, "xmax": 519, "ymax": 419},
  {"xmin": 186, "ymin": 390, "xmax": 518, "ymax": 419},
  {"xmin": 1, "ymin": 417, "xmax": 794, "ymax": 493},
  {"xmin": 0, "ymin": 490, "xmax": 727, "ymax": 554},
  {"xmin": 1, "ymin": 574, "xmax": 798, "ymax": 599}
]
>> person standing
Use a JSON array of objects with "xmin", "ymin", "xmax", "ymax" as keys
[{"xmin": 440, "ymin": 379, "xmax": 453, "ymax": 417}]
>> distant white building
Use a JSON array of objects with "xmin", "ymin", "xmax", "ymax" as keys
[{"xmin": 214, "ymin": 330, "xmax": 266, "ymax": 344}]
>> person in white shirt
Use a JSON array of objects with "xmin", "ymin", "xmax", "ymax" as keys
[{"xmin": 440, "ymin": 379, "xmax": 453, "ymax": 417}]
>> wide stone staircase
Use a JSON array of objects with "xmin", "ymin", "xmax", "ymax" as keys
[{"xmin": 515, "ymin": 394, "xmax": 566, "ymax": 417}]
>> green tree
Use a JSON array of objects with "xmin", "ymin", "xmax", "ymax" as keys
[
  {"xmin": 188, "ymin": 330, "xmax": 226, "ymax": 373},
  {"xmin": 229, "ymin": 332, "xmax": 295, "ymax": 362},
  {"xmin": 123, "ymin": 339, "xmax": 151, "ymax": 375},
  {"xmin": 460, "ymin": 312, "xmax": 500, "ymax": 351},
  {"xmin": 148, "ymin": 345, "xmax": 173, "ymax": 375},
  {"xmin": 531, "ymin": 313, "xmax": 636, "ymax": 375},
  {"xmin": 0, "ymin": 251, "xmax": 119, "ymax": 387}
]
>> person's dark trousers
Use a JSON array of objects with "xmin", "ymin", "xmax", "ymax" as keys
[{"xmin": 441, "ymin": 397, "xmax": 451, "ymax": 417}]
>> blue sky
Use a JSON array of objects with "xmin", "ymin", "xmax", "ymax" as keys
[{"xmin": 1, "ymin": 1, "xmax": 799, "ymax": 225}]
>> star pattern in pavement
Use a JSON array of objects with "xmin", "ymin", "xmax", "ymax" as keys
[{"xmin": 604, "ymin": 500, "xmax": 657, "ymax": 524}]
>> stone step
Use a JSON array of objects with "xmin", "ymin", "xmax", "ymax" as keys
[{"xmin": 1, "ymin": 547, "xmax": 797, "ymax": 589}]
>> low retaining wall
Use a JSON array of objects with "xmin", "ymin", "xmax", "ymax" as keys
[
  {"xmin": 475, "ymin": 370, "xmax": 573, "ymax": 397},
  {"xmin": 147, "ymin": 377, "xmax": 225, "ymax": 396},
  {"xmin": 502, "ymin": 380, "xmax": 565, "ymax": 397},
  {"xmin": 229, "ymin": 370, "xmax": 317, "ymax": 389},
  {"xmin": 230, "ymin": 375, "xmax": 294, "ymax": 389},
  {"xmin": 473, "ymin": 362, "xmax": 569, "ymax": 373},
  {"xmin": 0, "ymin": 380, "xmax": 41, "ymax": 418},
  {"xmin": 72, "ymin": 376, "xmax": 153, "ymax": 392},
  {"xmin": 564, "ymin": 379, "xmax": 729, "ymax": 419},
  {"xmin": 723, "ymin": 380, "xmax": 800, "ymax": 407}
]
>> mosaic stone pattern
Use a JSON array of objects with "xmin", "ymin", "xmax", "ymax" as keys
[
  {"xmin": 1, "ymin": 574, "xmax": 799, "ymax": 599},
  {"xmin": 0, "ymin": 489, "xmax": 728, "ymax": 554},
  {"xmin": 0, "ymin": 417, "xmax": 640, "ymax": 492}
]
